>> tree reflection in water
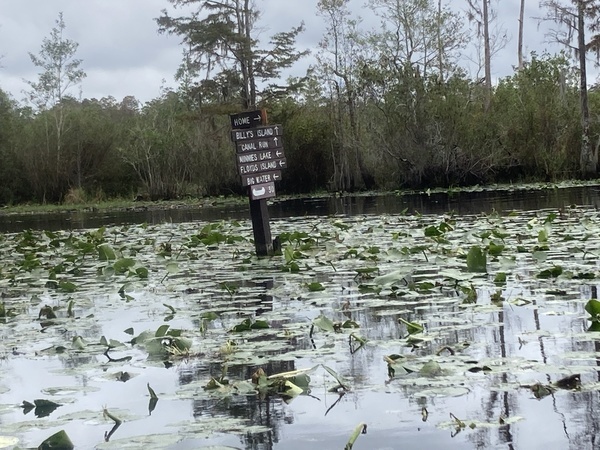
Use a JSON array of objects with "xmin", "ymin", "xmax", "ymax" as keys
[{"xmin": 187, "ymin": 360, "xmax": 296, "ymax": 450}]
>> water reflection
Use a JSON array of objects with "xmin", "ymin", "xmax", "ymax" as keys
[
  {"xmin": 5, "ymin": 188, "xmax": 600, "ymax": 449},
  {"xmin": 3, "ymin": 185, "xmax": 600, "ymax": 233}
]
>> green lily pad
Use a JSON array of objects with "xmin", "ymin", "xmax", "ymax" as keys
[
  {"xmin": 312, "ymin": 315, "xmax": 336, "ymax": 333},
  {"xmin": 98, "ymin": 243, "xmax": 116, "ymax": 261},
  {"xmin": 466, "ymin": 246, "xmax": 487, "ymax": 273},
  {"xmin": 39, "ymin": 430, "xmax": 73, "ymax": 450}
]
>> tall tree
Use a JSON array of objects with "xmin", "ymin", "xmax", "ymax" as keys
[
  {"xmin": 357, "ymin": 0, "xmax": 468, "ymax": 185},
  {"xmin": 24, "ymin": 12, "xmax": 86, "ymax": 201},
  {"xmin": 156, "ymin": 0, "xmax": 309, "ymax": 110},
  {"xmin": 0, "ymin": 89, "xmax": 24, "ymax": 205},
  {"xmin": 518, "ymin": 0, "xmax": 526, "ymax": 69},
  {"xmin": 367, "ymin": 0, "xmax": 466, "ymax": 81},
  {"xmin": 466, "ymin": 0, "xmax": 507, "ymax": 108},
  {"xmin": 119, "ymin": 92, "xmax": 192, "ymax": 200},
  {"xmin": 316, "ymin": 0, "xmax": 366, "ymax": 191},
  {"xmin": 541, "ymin": 0, "xmax": 600, "ymax": 177}
]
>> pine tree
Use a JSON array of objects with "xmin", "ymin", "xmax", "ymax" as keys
[{"xmin": 156, "ymin": 0, "xmax": 309, "ymax": 110}]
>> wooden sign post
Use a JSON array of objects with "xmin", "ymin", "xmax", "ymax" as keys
[{"xmin": 229, "ymin": 110, "xmax": 286, "ymax": 256}]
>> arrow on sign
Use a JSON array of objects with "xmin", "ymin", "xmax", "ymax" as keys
[
  {"xmin": 231, "ymin": 124, "xmax": 283, "ymax": 142},
  {"xmin": 241, "ymin": 170, "xmax": 282, "ymax": 187},
  {"xmin": 230, "ymin": 110, "xmax": 266, "ymax": 129},
  {"xmin": 235, "ymin": 136, "xmax": 284, "ymax": 153},
  {"xmin": 238, "ymin": 158, "xmax": 287, "ymax": 175}
]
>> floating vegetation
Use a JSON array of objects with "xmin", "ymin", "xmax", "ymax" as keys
[
  {"xmin": 1, "ymin": 205, "xmax": 600, "ymax": 448},
  {"xmin": 38, "ymin": 430, "xmax": 73, "ymax": 450},
  {"xmin": 344, "ymin": 422, "xmax": 367, "ymax": 450},
  {"xmin": 21, "ymin": 399, "xmax": 62, "ymax": 418}
]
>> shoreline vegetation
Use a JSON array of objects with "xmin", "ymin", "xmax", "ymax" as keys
[
  {"xmin": 2, "ymin": 180, "xmax": 599, "ymax": 217},
  {"xmin": 3, "ymin": 5, "xmax": 600, "ymax": 212}
]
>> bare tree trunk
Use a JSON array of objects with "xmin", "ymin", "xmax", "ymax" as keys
[
  {"xmin": 324, "ymin": 0, "xmax": 363, "ymax": 191},
  {"xmin": 237, "ymin": 0, "xmax": 253, "ymax": 109},
  {"xmin": 578, "ymin": 1, "xmax": 596, "ymax": 177},
  {"xmin": 518, "ymin": 0, "xmax": 525, "ymax": 69},
  {"xmin": 483, "ymin": 0, "xmax": 492, "ymax": 109},
  {"xmin": 244, "ymin": 0, "xmax": 257, "ymax": 108},
  {"xmin": 437, "ymin": 0, "xmax": 444, "ymax": 82}
]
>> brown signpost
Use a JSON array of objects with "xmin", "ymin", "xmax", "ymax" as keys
[{"xmin": 230, "ymin": 109, "xmax": 286, "ymax": 256}]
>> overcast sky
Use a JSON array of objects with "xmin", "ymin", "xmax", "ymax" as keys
[{"xmin": 0, "ymin": 0, "xmax": 572, "ymax": 105}]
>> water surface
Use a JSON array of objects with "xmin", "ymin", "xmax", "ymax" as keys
[{"xmin": 1, "ymin": 186, "xmax": 600, "ymax": 449}]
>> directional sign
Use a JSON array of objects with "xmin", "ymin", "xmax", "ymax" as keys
[
  {"xmin": 238, "ymin": 158, "xmax": 287, "ymax": 176},
  {"xmin": 237, "ymin": 149, "xmax": 286, "ymax": 165},
  {"xmin": 231, "ymin": 124, "xmax": 283, "ymax": 142},
  {"xmin": 230, "ymin": 109, "xmax": 266, "ymax": 129},
  {"xmin": 236, "ymin": 136, "xmax": 283, "ymax": 153},
  {"xmin": 241, "ymin": 170, "xmax": 282, "ymax": 187}
]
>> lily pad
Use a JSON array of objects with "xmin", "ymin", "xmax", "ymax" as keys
[{"xmin": 466, "ymin": 246, "xmax": 487, "ymax": 273}]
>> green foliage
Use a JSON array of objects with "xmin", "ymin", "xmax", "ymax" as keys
[
  {"xmin": 26, "ymin": 13, "xmax": 85, "ymax": 109},
  {"xmin": 132, "ymin": 324, "xmax": 192, "ymax": 357},
  {"xmin": 488, "ymin": 242, "xmax": 505, "ymax": 256},
  {"xmin": 189, "ymin": 222, "xmax": 244, "ymax": 247},
  {"xmin": 312, "ymin": 314, "xmax": 336, "ymax": 333},
  {"xmin": 0, "ymin": 6, "xmax": 596, "ymax": 205},
  {"xmin": 21, "ymin": 13, "xmax": 89, "ymax": 202},
  {"xmin": 38, "ymin": 429, "xmax": 73, "ymax": 450},
  {"xmin": 230, "ymin": 318, "xmax": 270, "ymax": 332},
  {"xmin": 494, "ymin": 53, "xmax": 580, "ymax": 180},
  {"xmin": 0, "ymin": 89, "xmax": 26, "ymax": 205},
  {"xmin": 271, "ymin": 99, "xmax": 333, "ymax": 192},
  {"xmin": 494, "ymin": 272, "xmax": 507, "ymax": 284},
  {"xmin": 466, "ymin": 246, "xmax": 487, "ymax": 273},
  {"xmin": 98, "ymin": 243, "xmax": 116, "ymax": 261},
  {"xmin": 585, "ymin": 299, "xmax": 600, "ymax": 329},
  {"xmin": 537, "ymin": 265, "xmax": 563, "ymax": 279},
  {"xmin": 398, "ymin": 317, "xmax": 424, "ymax": 335},
  {"xmin": 345, "ymin": 422, "xmax": 368, "ymax": 450},
  {"xmin": 157, "ymin": 0, "xmax": 309, "ymax": 109},
  {"xmin": 306, "ymin": 282, "xmax": 325, "ymax": 292}
]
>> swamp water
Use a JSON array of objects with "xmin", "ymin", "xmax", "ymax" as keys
[{"xmin": 1, "ymin": 186, "xmax": 600, "ymax": 449}]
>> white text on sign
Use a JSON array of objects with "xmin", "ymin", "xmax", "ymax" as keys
[
  {"xmin": 230, "ymin": 125, "xmax": 283, "ymax": 142},
  {"xmin": 237, "ymin": 149, "xmax": 286, "ymax": 164},
  {"xmin": 241, "ymin": 170, "xmax": 282, "ymax": 186},
  {"xmin": 238, "ymin": 158, "xmax": 287, "ymax": 175}
]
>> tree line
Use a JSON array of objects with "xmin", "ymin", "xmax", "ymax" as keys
[{"xmin": 0, "ymin": 0, "xmax": 599, "ymax": 206}]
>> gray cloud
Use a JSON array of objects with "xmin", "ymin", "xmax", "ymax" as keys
[{"xmin": 0, "ymin": 0, "xmax": 183, "ymax": 103}]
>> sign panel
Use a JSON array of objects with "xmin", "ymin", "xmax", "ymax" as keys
[
  {"xmin": 237, "ymin": 149, "xmax": 285, "ymax": 165},
  {"xmin": 231, "ymin": 124, "xmax": 283, "ymax": 142},
  {"xmin": 238, "ymin": 158, "xmax": 287, "ymax": 175},
  {"xmin": 250, "ymin": 182, "xmax": 276, "ymax": 200},
  {"xmin": 236, "ymin": 136, "xmax": 283, "ymax": 153},
  {"xmin": 241, "ymin": 170, "xmax": 282, "ymax": 187},
  {"xmin": 230, "ymin": 109, "xmax": 265, "ymax": 129}
]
